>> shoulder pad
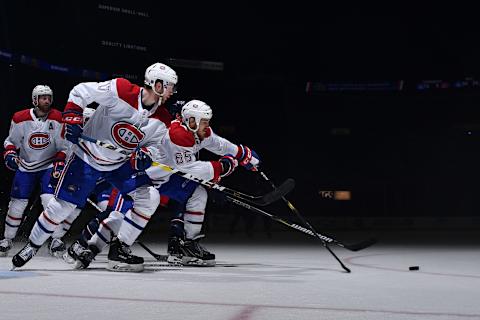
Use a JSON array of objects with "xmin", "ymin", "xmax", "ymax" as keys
[
  {"xmin": 116, "ymin": 78, "xmax": 141, "ymax": 109},
  {"xmin": 47, "ymin": 109, "xmax": 63, "ymax": 122},
  {"xmin": 12, "ymin": 109, "xmax": 33, "ymax": 124},
  {"xmin": 169, "ymin": 121, "xmax": 195, "ymax": 147}
]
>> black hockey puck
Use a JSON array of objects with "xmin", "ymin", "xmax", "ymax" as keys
[{"xmin": 409, "ymin": 266, "xmax": 419, "ymax": 271}]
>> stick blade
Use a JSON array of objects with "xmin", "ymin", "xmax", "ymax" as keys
[
  {"xmin": 344, "ymin": 238, "xmax": 377, "ymax": 251},
  {"xmin": 258, "ymin": 178, "xmax": 295, "ymax": 205}
]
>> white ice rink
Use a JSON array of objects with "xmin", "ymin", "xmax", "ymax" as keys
[{"xmin": 0, "ymin": 236, "xmax": 479, "ymax": 320}]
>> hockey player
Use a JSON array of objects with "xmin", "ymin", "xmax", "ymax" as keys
[
  {"xmin": 151, "ymin": 99, "xmax": 260, "ymax": 266},
  {"xmin": 47, "ymin": 107, "xmax": 99, "ymax": 258},
  {"xmin": 65, "ymin": 99, "xmax": 259, "ymax": 269},
  {"xmin": 48, "ymin": 178, "xmax": 113, "ymax": 258},
  {"xmin": 11, "ymin": 62, "xmax": 178, "ymax": 272},
  {"xmin": 1, "ymin": 85, "xmax": 66, "ymax": 257},
  {"xmin": 63, "ymin": 185, "xmax": 135, "ymax": 267},
  {"xmin": 63, "ymin": 101, "xmax": 176, "ymax": 270}
]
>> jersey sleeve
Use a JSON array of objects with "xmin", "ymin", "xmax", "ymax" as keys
[
  {"xmin": 171, "ymin": 144, "xmax": 218, "ymax": 181},
  {"xmin": 168, "ymin": 123, "xmax": 220, "ymax": 181},
  {"xmin": 64, "ymin": 79, "xmax": 118, "ymax": 113},
  {"xmin": 53, "ymin": 123, "xmax": 69, "ymax": 158},
  {"xmin": 140, "ymin": 119, "xmax": 169, "ymax": 162},
  {"xmin": 3, "ymin": 119, "xmax": 22, "ymax": 151},
  {"xmin": 202, "ymin": 128, "xmax": 239, "ymax": 156}
]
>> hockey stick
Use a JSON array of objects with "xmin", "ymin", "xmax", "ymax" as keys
[
  {"xmin": 17, "ymin": 192, "xmax": 41, "ymax": 240},
  {"xmin": 80, "ymin": 134, "xmax": 130, "ymax": 156},
  {"xmin": 152, "ymin": 162, "xmax": 295, "ymax": 206},
  {"xmin": 136, "ymin": 197, "xmax": 371, "ymax": 268},
  {"xmin": 226, "ymin": 196, "xmax": 349, "ymax": 272},
  {"xmin": 86, "ymin": 198, "xmax": 102, "ymax": 212},
  {"xmin": 136, "ymin": 241, "xmax": 168, "ymax": 262},
  {"xmin": 79, "ymin": 134, "xmax": 294, "ymax": 206},
  {"xmin": 258, "ymin": 171, "xmax": 376, "ymax": 252}
]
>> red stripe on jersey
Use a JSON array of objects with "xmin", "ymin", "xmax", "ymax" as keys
[
  {"xmin": 47, "ymin": 109, "xmax": 62, "ymax": 122},
  {"xmin": 4, "ymin": 144, "xmax": 17, "ymax": 151},
  {"xmin": 7, "ymin": 214, "xmax": 22, "ymax": 221},
  {"xmin": 132, "ymin": 208, "xmax": 150, "ymax": 221},
  {"xmin": 116, "ymin": 78, "xmax": 140, "ymax": 109},
  {"xmin": 100, "ymin": 220, "xmax": 113, "ymax": 231},
  {"xmin": 211, "ymin": 161, "xmax": 222, "ymax": 181},
  {"xmin": 169, "ymin": 121, "xmax": 195, "ymax": 147},
  {"xmin": 185, "ymin": 211, "xmax": 204, "ymax": 216},
  {"xmin": 63, "ymin": 220, "xmax": 72, "ymax": 225},
  {"xmin": 115, "ymin": 197, "xmax": 124, "ymax": 211},
  {"xmin": 150, "ymin": 106, "xmax": 173, "ymax": 128},
  {"xmin": 12, "ymin": 109, "xmax": 33, "ymax": 124},
  {"xmin": 235, "ymin": 145, "xmax": 243, "ymax": 159},
  {"xmin": 107, "ymin": 188, "xmax": 120, "ymax": 209},
  {"xmin": 64, "ymin": 102, "xmax": 83, "ymax": 113}
]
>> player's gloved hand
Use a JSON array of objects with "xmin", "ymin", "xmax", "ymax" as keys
[
  {"xmin": 219, "ymin": 155, "xmax": 238, "ymax": 178},
  {"xmin": 62, "ymin": 111, "xmax": 84, "ymax": 144},
  {"xmin": 130, "ymin": 146, "xmax": 153, "ymax": 171},
  {"xmin": 235, "ymin": 144, "xmax": 260, "ymax": 171},
  {"xmin": 50, "ymin": 153, "xmax": 66, "ymax": 188},
  {"xmin": 3, "ymin": 149, "xmax": 19, "ymax": 171}
]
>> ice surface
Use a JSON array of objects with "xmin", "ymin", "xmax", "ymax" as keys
[{"xmin": 0, "ymin": 240, "xmax": 479, "ymax": 320}]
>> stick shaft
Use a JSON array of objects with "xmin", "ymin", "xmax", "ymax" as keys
[{"xmin": 258, "ymin": 171, "xmax": 351, "ymax": 272}]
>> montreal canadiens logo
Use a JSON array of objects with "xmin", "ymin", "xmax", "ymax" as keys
[
  {"xmin": 111, "ymin": 122, "xmax": 145, "ymax": 150},
  {"xmin": 28, "ymin": 133, "xmax": 50, "ymax": 150}
]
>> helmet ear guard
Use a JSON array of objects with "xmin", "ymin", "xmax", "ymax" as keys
[
  {"xmin": 181, "ymin": 100, "xmax": 213, "ymax": 133},
  {"xmin": 144, "ymin": 63, "xmax": 178, "ymax": 97},
  {"xmin": 32, "ymin": 85, "xmax": 53, "ymax": 107}
]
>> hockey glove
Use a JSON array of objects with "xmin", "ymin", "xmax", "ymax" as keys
[
  {"xmin": 62, "ymin": 111, "xmax": 84, "ymax": 144},
  {"xmin": 130, "ymin": 147, "xmax": 153, "ymax": 171},
  {"xmin": 3, "ymin": 149, "xmax": 19, "ymax": 171},
  {"xmin": 235, "ymin": 144, "xmax": 260, "ymax": 171},
  {"xmin": 219, "ymin": 155, "xmax": 238, "ymax": 178},
  {"xmin": 50, "ymin": 152, "xmax": 66, "ymax": 188}
]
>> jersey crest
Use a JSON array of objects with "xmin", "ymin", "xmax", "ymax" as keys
[
  {"xmin": 111, "ymin": 121, "xmax": 145, "ymax": 150},
  {"xmin": 28, "ymin": 132, "xmax": 50, "ymax": 150}
]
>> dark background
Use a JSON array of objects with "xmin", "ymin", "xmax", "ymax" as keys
[{"xmin": 1, "ymin": 2, "xmax": 480, "ymax": 239}]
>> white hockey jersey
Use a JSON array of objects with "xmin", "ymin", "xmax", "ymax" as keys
[
  {"xmin": 65, "ymin": 78, "xmax": 171, "ymax": 171},
  {"xmin": 146, "ymin": 120, "xmax": 239, "ymax": 184},
  {"xmin": 3, "ymin": 108, "xmax": 66, "ymax": 172}
]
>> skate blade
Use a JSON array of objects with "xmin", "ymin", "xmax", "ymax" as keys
[
  {"xmin": 51, "ymin": 251, "xmax": 66, "ymax": 259},
  {"xmin": 182, "ymin": 257, "xmax": 216, "ymax": 267},
  {"xmin": 73, "ymin": 261, "xmax": 87, "ymax": 270},
  {"xmin": 62, "ymin": 252, "xmax": 76, "ymax": 264},
  {"xmin": 167, "ymin": 255, "xmax": 183, "ymax": 266},
  {"xmin": 107, "ymin": 260, "xmax": 144, "ymax": 272}
]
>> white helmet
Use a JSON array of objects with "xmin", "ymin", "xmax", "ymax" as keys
[
  {"xmin": 144, "ymin": 62, "xmax": 178, "ymax": 96},
  {"xmin": 32, "ymin": 85, "xmax": 53, "ymax": 107},
  {"xmin": 181, "ymin": 100, "xmax": 213, "ymax": 132}
]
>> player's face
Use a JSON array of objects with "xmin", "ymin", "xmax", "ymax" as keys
[
  {"xmin": 161, "ymin": 83, "xmax": 175, "ymax": 103},
  {"xmin": 37, "ymin": 95, "xmax": 52, "ymax": 112},
  {"xmin": 196, "ymin": 119, "xmax": 210, "ymax": 139},
  {"xmin": 152, "ymin": 81, "xmax": 175, "ymax": 104}
]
